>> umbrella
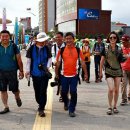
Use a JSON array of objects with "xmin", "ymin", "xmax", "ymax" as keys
[{"xmin": 0, "ymin": 18, "xmax": 12, "ymax": 24}]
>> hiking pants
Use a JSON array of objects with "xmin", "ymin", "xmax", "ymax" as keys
[
  {"xmin": 121, "ymin": 70, "xmax": 130, "ymax": 100},
  {"xmin": 60, "ymin": 75, "xmax": 78, "ymax": 113},
  {"xmin": 82, "ymin": 62, "xmax": 90, "ymax": 81},
  {"xmin": 32, "ymin": 76, "xmax": 49, "ymax": 110},
  {"xmin": 94, "ymin": 55, "xmax": 101, "ymax": 80}
]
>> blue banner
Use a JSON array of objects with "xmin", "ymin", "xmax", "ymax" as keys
[
  {"xmin": 24, "ymin": 35, "xmax": 30, "ymax": 44},
  {"xmin": 78, "ymin": 8, "xmax": 99, "ymax": 20}
]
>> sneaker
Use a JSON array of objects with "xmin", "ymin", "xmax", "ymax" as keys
[
  {"xmin": 120, "ymin": 99, "xmax": 127, "ymax": 106},
  {"xmin": 38, "ymin": 110, "xmax": 46, "ymax": 117},
  {"xmin": 0, "ymin": 107, "xmax": 10, "ymax": 114},
  {"xmin": 16, "ymin": 98, "xmax": 22, "ymax": 107},
  {"xmin": 69, "ymin": 112, "xmax": 76, "ymax": 117}
]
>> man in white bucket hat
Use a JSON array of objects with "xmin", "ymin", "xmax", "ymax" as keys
[{"xmin": 25, "ymin": 32, "xmax": 52, "ymax": 117}]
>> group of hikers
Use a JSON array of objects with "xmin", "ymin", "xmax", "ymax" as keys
[{"xmin": 0, "ymin": 29, "xmax": 129, "ymax": 117}]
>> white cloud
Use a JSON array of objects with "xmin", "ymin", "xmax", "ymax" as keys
[{"xmin": 102, "ymin": 0, "xmax": 130, "ymax": 25}]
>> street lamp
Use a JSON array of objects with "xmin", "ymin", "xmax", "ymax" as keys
[{"xmin": 26, "ymin": 8, "xmax": 36, "ymax": 16}]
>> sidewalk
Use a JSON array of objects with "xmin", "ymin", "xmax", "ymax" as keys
[{"xmin": 0, "ymin": 50, "xmax": 130, "ymax": 130}]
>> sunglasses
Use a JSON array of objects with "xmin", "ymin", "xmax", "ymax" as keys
[{"xmin": 109, "ymin": 36, "xmax": 117, "ymax": 40}]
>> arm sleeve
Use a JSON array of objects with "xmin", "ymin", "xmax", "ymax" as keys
[
  {"xmin": 47, "ymin": 58, "xmax": 52, "ymax": 68},
  {"xmin": 26, "ymin": 47, "xmax": 31, "ymax": 58},
  {"xmin": 46, "ymin": 46, "xmax": 52, "ymax": 58},
  {"xmin": 26, "ymin": 58, "xmax": 31, "ymax": 72}
]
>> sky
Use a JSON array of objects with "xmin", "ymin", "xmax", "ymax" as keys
[
  {"xmin": 0, "ymin": 0, "xmax": 39, "ymax": 32},
  {"xmin": 0, "ymin": 0, "xmax": 130, "ymax": 33},
  {"xmin": 102, "ymin": 0, "xmax": 130, "ymax": 25}
]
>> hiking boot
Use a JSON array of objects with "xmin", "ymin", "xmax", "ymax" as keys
[
  {"xmin": 64, "ymin": 105, "xmax": 68, "ymax": 111},
  {"xmin": 120, "ymin": 99, "xmax": 127, "ymax": 106},
  {"xmin": 0, "ymin": 107, "xmax": 10, "ymax": 114},
  {"xmin": 38, "ymin": 110, "xmax": 46, "ymax": 117},
  {"xmin": 16, "ymin": 98, "xmax": 22, "ymax": 107},
  {"xmin": 69, "ymin": 112, "xmax": 76, "ymax": 117}
]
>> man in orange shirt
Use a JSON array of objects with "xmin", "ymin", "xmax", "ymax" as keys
[
  {"xmin": 55, "ymin": 32, "xmax": 87, "ymax": 117},
  {"xmin": 120, "ymin": 35, "xmax": 130, "ymax": 105}
]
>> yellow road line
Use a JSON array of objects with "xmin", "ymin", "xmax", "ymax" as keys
[{"xmin": 32, "ymin": 84, "xmax": 53, "ymax": 130}]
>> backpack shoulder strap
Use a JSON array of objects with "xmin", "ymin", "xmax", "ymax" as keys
[
  {"xmin": 45, "ymin": 45, "xmax": 51, "ymax": 60},
  {"xmin": 54, "ymin": 44, "xmax": 57, "ymax": 57},
  {"xmin": 76, "ymin": 47, "xmax": 80, "ymax": 58},
  {"xmin": 60, "ymin": 47, "xmax": 65, "ymax": 58},
  {"xmin": 12, "ymin": 43, "xmax": 18, "ymax": 55}
]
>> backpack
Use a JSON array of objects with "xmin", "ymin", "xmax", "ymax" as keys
[
  {"xmin": 60, "ymin": 46, "xmax": 81, "ymax": 84},
  {"xmin": 105, "ymin": 45, "xmax": 126, "ymax": 65},
  {"xmin": 53, "ymin": 44, "xmax": 57, "ymax": 57},
  {"xmin": 93, "ymin": 42, "xmax": 105, "ymax": 53}
]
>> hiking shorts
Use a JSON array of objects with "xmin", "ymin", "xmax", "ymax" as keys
[{"xmin": 0, "ymin": 70, "xmax": 19, "ymax": 92}]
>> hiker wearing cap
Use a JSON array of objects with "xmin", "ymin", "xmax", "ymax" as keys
[
  {"xmin": 120, "ymin": 34, "xmax": 130, "ymax": 105},
  {"xmin": 100, "ymin": 31, "xmax": 126, "ymax": 115},
  {"xmin": 81, "ymin": 38, "xmax": 91, "ymax": 83},
  {"xmin": 0, "ymin": 30, "xmax": 24, "ymax": 114},
  {"xmin": 25, "ymin": 32, "xmax": 52, "ymax": 117},
  {"xmin": 93, "ymin": 35, "xmax": 105, "ymax": 83}
]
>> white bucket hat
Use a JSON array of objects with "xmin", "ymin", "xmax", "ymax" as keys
[{"xmin": 36, "ymin": 32, "xmax": 49, "ymax": 42}]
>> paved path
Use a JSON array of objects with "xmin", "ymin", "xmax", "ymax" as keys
[{"xmin": 0, "ymin": 50, "xmax": 130, "ymax": 130}]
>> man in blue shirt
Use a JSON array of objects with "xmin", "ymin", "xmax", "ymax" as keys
[{"xmin": 0, "ymin": 30, "xmax": 24, "ymax": 114}]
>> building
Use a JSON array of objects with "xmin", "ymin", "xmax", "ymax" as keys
[
  {"xmin": 38, "ymin": 0, "xmax": 55, "ymax": 33},
  {"xmin": 39, "ymin": 0, "xmax": 43, "ymax": 32},
  {"xmin": 55, "ymin": 0, "xmax": 111, "ymax": 37},
  {"xmin": 20, "ymin": 17, "xmax": 31, "ymax": 31},
  {"xmin": 122, "ymin": 26, "xmax": 130, "ymax": 36},
  {"xmin": 111, "ymin": 22, "xmax": 127, "ymax": 32}
]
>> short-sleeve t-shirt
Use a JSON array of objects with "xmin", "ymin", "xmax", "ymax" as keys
[
  {"xmin": 56, "ymin": 46, "xmax": 84, "ymax": 77},
  {"xmin": 0, "ymin": 43, "xmax": 20, "ymax": 71}
]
